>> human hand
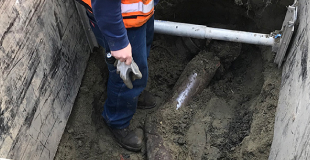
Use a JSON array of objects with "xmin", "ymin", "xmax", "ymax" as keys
[{"xmin": 111, "ymin": 43, "xmax": 132, "ymax": 65}]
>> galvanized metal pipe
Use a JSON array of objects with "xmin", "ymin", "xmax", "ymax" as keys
[{"xmin": 154, "ymin": 20, "xmax": 275, "ymax": 46}]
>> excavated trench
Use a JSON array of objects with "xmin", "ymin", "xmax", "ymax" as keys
[{"xmin": 55, "ymin": 0, "xmax": 292, "ymax": 159}]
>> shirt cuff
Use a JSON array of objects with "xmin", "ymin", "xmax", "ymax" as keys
[{"xmin": 105, "ymin": 34, "xmax": 130, "ymax": 51}]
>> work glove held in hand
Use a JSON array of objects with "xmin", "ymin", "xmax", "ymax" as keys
[{"xmin": 115, "ymin": 60, "xmax": 142, "ymax": 89}]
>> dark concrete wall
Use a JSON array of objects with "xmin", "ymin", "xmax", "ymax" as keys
[
  {"xmin": 269, "ymin": 0, "xmax": 310, "ymax": 159},
  {"xmin": 0, "ymin": 0, "xmax": 90, "ymax": 159}
]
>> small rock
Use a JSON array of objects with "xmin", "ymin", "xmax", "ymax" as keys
[
  {"xmin": 173, "ymin": 138, "xmax": 178, "ymax": 143},
  {"xmin": 173, "ymin": 125, "xmax": 178, "ymax": 130},
  {"xmin": 98, "ymin": 139, "xmax": 105, "ymax": 151},
  {"xmin": 177, "ymin": 137, "xmax": 186, "ymax": 145},
  {"xmin": 180, "ymin": 123, "xmax": 187, "ymax": 129},
  {"xmin": 67, "ymin": 128, "xmax": 74, "ymax": 134},
  {"xmin": 78, "ymin": 140, "xmax": 83, "ymax": 147},
  {"xmin": 80, "ymin": 86, "xmax": 89, "ymax": 92},
  {"xmin": 183, "ymin": 115, "xmax": 188, "ymax": 119},
  {"xmin": 112, "ymin": 151, "xmax": 118, "ymax": 157}
]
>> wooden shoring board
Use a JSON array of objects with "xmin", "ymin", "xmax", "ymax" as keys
[
  {"xmin": 269, "ymin": 0, "xmax": 310, "ymax": 159},
  {"xmin": 0, "ymin": 0, "xmax": 90, "ymax": 159}
]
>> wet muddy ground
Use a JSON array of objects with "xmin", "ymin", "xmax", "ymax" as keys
[{"xmin": 54, "ymin": 0, "xmax": 291, "ymax": 159}]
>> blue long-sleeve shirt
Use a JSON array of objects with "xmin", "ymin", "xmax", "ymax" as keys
[{"xmin": 91, "ymin": 0, "xmax": 159, "ymax": 51}]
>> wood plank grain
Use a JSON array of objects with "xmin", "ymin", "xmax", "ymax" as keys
[
  {"xmin": 269, "ymin": 0, "xmax": 310, "ymax": 159},
  {"xmin": 0, "ymin": 0, "xmax": 90, "ymax": 159}
]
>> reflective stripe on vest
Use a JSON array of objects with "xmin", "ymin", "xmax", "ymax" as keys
[
  {"xmin": 121, "ymin": 0, "xmax": 153, "ymax": 14},
  {"xmin": 122, "ymin": 0, "xmax": 154, "ymax": 28},
  {"xmin": 77, "ymin": 0, "xmax": 154, "ymax": 28}
]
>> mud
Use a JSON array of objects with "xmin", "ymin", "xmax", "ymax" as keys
[{"xmin": 55, "ymin": 0, "xmax": 289, "ymax": 159}]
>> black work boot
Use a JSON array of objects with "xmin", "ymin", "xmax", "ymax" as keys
[
  {"xmin": 109, "ymin": 126, "xmax": 144, "ymax": 152},
  {"xmin": 138, "ymin": 90, "xmax": 157, "ymax": 109}
]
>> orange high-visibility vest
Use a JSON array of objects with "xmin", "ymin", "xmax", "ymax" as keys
[{"xmin": 77, "ymin": 0, "xmax": 154, "ymax": 28}]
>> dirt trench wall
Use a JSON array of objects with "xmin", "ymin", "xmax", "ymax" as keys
[
  {"xmin": 269, "ymin": 0, "xmax": 310, "ymax": 159},
  {"xmin": 156, "ymin": 0, "xmax": 292, "ymax": 32},
  {"xmin": 0, "ymin": 0, "xmax": 90, "ymax": 159}
]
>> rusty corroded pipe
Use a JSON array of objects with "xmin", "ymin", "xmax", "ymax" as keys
[
  {"xmin": 146, "ymin": 51, "xmax": 220, "ymax": 160},
  {"xmin": 170, "ymin": 51, "xmax": 220, "ymax": 110}
]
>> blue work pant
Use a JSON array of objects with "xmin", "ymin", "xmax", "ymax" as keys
[{"xmin": 88, "ymin": 13, "xmax": 154, "ymax": 129}]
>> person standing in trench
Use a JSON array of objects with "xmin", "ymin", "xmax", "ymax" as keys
[{"xmin": 76, "ymin": 0, "xmax": 159, "ymax": 151}]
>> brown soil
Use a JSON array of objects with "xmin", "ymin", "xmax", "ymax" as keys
[{"xmin": 54, "ymin": 0, "xmax": 290, "ymax": 159}]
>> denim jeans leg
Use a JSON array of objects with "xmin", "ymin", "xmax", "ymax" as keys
[{"xmin": 101, "ymin": 19, "xmax": 152, "ymax": 129}]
